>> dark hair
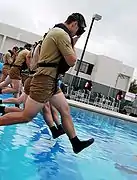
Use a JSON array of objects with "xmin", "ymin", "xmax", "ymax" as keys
[
  {"xmin": 12, "ymin": 46, "xmax": 19, "ymax": 51},
  {"xmin": 65, "ymin": 13, "xmax": 86, "ymax": 28},
  {"xmin": 43, "ymin": 33, "xmax": 47, "ymax": 39},
  {"xmin": 18, "ymin": 47, "xmax": 24, "ymax": 53},
  {"xmin": 65, "ymin": 15, "xmax": 78, "ymax": 24},
  {"xmin": 8, "ymin": 50, "xmax": 14, "ymax": 56},
  {"xmin": 24, "ymin": 43, "xmax": 32, "ymax": 50},
  {"xmin": 118, "ymin": 90, "xmax": 123, "ymax": 95},
  {"xmin": 38, "ymin": 40, "xmax": 42, "ymax": 45}
]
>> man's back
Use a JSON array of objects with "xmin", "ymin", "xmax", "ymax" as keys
[
  {"xmin": 36, "ymin": 27, "xmax": 74, "ymax": 79},
  {"xmin": 39, "ymin": 28, "xmax": 70, "ymax": 63},
  {"xmin": 14, "ymin": 49, "xmax": 29, "ymax": 66}
]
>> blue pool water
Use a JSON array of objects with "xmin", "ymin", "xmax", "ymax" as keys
[{"xmin": 0, "ymin": 94, "xmax": 137, "ymax": 180}]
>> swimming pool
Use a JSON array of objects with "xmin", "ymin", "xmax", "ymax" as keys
[{"xmin": 0, "ymin": 96, "xmax": 137, "ymax": 180}]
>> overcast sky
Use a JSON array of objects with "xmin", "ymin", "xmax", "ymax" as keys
[{"xmin": 0, "ymin": 0, "xmax": 137, "ymax": 78}]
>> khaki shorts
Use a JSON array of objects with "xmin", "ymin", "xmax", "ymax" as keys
[
  {"xmin": 24, "ymin": 76, "xmax": 33, "ymax": 95},
  {"xmin": 9, "ymin": 66, "xmax": 21, "ymax": 80},
  {"xmin": 29, "ymin": 75, "xmax": 61, "ymax": 103}
]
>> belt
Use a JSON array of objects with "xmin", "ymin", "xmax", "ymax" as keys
[
  {"xmin": 12, "ymin": 64, "xmax": 22, "ymax": 68},
  {"xmin": 38, "ymin": 62, "xmax": 58, "ymax": 67},
  {"xmin": 4, "ymin": 63, "xmax": 10, "ymax": 66},
  {"xmin": 29, "ymin": 70, "xmax": 36, "ymax": 75}
]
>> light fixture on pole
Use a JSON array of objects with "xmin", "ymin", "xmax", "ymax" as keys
[{"xmin": 76, "ymin": 14, "xmax": 102, "ymax": 76}]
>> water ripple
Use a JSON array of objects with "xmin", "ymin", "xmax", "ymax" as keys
[{"xmin": 0, "ymin": 104, "xmax": 137, "ymax": 180}]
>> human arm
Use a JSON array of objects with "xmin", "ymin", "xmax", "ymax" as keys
[
  {"xmin": 57, "ymin": 33, "xmax": 77, "ymax": 67},
  {"xmin": 26, "ymin": 51, "xmax": 31, "ymax": 68}
]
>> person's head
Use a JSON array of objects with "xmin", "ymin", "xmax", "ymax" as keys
[
  {"xmin": 38, "ymin": 40, "xmax": 42, "ymax": 45},
  {"xmin": 24, "ymin": 43, "xmax": 32, "ymax": 51},
  {"xmin": 12, "ymin": 46, "xmax": 19, "ymax": 54},
  {"xmin": 43, "ymin": 33, "xmax": 48, "ymax": 40},
  {"xmin": 64, "ymin": 13, "xmax": 86, "ymax": 36},
  {"xmin": 33, "ymin": 42, "xmax": 38, "ymax": 48},
  {"xmin": 8, "ymin": 50, "xmax": 14, "ymax": 56},
  {"xmin": 18, "ymin": 47, "xmax": 24, "ymax": 53},
  {"xmin": 118, "ymin": 90, "xmax": 123, "ymax": 95}
]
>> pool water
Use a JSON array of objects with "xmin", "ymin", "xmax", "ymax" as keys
[{"xmin": 0, "ymin": 94, "xmax": 137, "ymax": 180}]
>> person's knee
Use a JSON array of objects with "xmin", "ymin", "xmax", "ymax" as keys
[
  {"xmin": 43, "ymin": 103, "xmax": 50, "ymax": 113},
  {"xmin": 22, "ymin": 112, "xmax": 33, "ymax": 123}
]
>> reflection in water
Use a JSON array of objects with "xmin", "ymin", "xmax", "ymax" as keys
[
  {"xmin": 0, "ymin": 126, "xmax": 37, "ymax": 180},
  {"xmin": 0, "ymin": 104, "xmax": 137, "ymax": 180},
  {"xmin": 32, "ymin": 140, "xmax": 65, "ymax": 180},
  {"xmin": 115, "ymin": 163, "xmax": 137, "ymax": 175}
]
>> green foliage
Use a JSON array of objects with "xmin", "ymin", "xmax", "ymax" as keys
[{"xmin": 129, "ymin": 79, "xmax": 137, "ymax": 94}]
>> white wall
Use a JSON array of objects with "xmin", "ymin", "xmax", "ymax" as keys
[
  {"xmin": 0, "ymin": 34, "xmax": 3, "ymax": 46},
  {"xmin": 67, "ymin": 48, "xmax": 97, "ymax": 81},
  {"xmin": 0, "ymin": 22, "xmax": 42, "ymax": 53},
  {"xmin": 93, "ymin": 55, "xmax": 134, "ymax": 91},
  {"xmin": 121, "ymin": 64, "xmax": 134, "ymax": 77},
  {"xmin": 116, "ymin": 75, "xmax": 130, "ymax": 91},
  {"xmin": 67, "ymin": 50, "xmax": 134, "ymax": 92},
  {"xmin": 94, "ymin": 55, "xmax": 122, "ymax": 87},
  {"xmin": 75, "ymin": 48, "xmax": 97, "ymax": 64},
  {"xmin": 2, "ymin": 37, "xmax": 26, "ymax": 53},
  {"xmin": 0, "ymin": 22, "xmax": 42, "ymax": 44}
]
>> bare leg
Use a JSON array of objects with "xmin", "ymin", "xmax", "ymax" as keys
[
  {"xmin": 50, "ymin": 92, "xmax": 94, "ymax": 153},
  {"xmin": 0, "ymin": 76, "xmax": 11, "ymax": 88},
  {"xmin": 0, "ymin": 96, "xmax": 44, "ymax": 125},
  {"xmin": 2, "ymin": 79, "xmax": 22, "ymax": 94},
  {"xmin": 0, "ymin": 73, "xmax": 8, "ymax": 83},
  {"xmin": 42, "ymin": 102, "xmax": 55, "ymax": 127},
  {"xmin": 4, "ymin": 107, "xmax": 23, "ymax": 113},
  {"xmin": 2, "ymin": 92, "xmax": 27, "ymax": 104},
  {"xmin": 50, "ymin": 92, "xmax": 76, "ymax": 139},
  {"xmin": 50, "ymin": 103, "xmax": 65, "ymax": 134},
  {"xmin": 42, "ymin": 102, "xmax": 65, "ymax": 139},
  {"xmin": 50, "ymin": 104, "xmax": 60, "ymax": 126}
]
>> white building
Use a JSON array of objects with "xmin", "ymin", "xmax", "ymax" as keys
[
  {"xmin": 0, "ymin": 22, "xmax": 42, "ymax": 53},
  {"xmin": 0, "ymin": 22, "xmax": 134, "ymax": 96},
  {"xmin": 65, "ymin": 48, "xmax": 134, "ymax": 96}
]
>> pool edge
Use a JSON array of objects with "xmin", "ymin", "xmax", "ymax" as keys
[{"xmin": 67, "ymin": 99, "xmax": 137, "ymax": 123}]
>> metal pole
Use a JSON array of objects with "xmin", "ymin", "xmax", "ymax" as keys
[
  {"xmin": 76, "ymin": 17, "xmax": 95, "ymax": 76},
  {"xmin": 113, "ymin": 75, "xmax": 119, "ymax": 97}
]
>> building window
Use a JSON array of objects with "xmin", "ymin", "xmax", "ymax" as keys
[{"xmin": 75, "ymin": 60, "xmax": 94, "ymax": 75}]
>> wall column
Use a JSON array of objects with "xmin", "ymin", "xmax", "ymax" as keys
[{"xmin": 0, "ymin": 35, "xmax": 6, "ymax": 52}]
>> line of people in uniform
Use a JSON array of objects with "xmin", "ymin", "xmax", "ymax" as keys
[{"xmin": 0, "ymin": 13, "xmax": 94, "ymax": 154}]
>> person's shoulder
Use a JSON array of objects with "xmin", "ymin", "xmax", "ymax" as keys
[
  {"xmin": 49, "ymin": 28, "xmax": 70, "ymax": 40},
  {"xmin": 5, "ymin": 52, "xmax": 11, "ymax": 56},
  {"xmin": 22, "ymin": 49, "xmax": 30, "ymax": 55}
]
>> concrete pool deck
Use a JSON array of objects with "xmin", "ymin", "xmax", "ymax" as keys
[{"xmin": 67, "ymin": 99, "xmax": 137, "ymax": 123}]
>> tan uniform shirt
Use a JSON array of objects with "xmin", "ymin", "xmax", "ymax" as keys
[
  {"xmin": 35, "ymin": 27, "xmax": 75, "ymax": 79},
  {"xmin": 30, "ymin": 44, "xmax": 41, "ymax": 71},
  {"xmin": 14, "ymin": 49, "xmax": 30, "ymax": 66},
  {"xmin": 3, "ymin": 52, "xmax": 13, "ymax": 65}
]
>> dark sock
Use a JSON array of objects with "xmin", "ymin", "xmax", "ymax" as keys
[
  {"xmin": 15, "ymin": 104, "xmax": 20, "ymax": 108},
  {"xmin": 0, "ymin": 99, "xmax": 2, "ymax": 104},
  {"xmin": 57, "ymin": 124, "xmax": 65, "ymax": 135},
  {"xmin": 0, "ymin": 106, "xmax": 5, "ymax": 115},
  {"xmin": 0, "ymin": 89, "xmax": 2, "ymax": 94},
  {"xmin": 50, "ymin": 126, "xmax": 61, "ymax": 139},
  {"xmin": 70, "ymin": 136, "xmax": 94, "ymax": 154}
]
